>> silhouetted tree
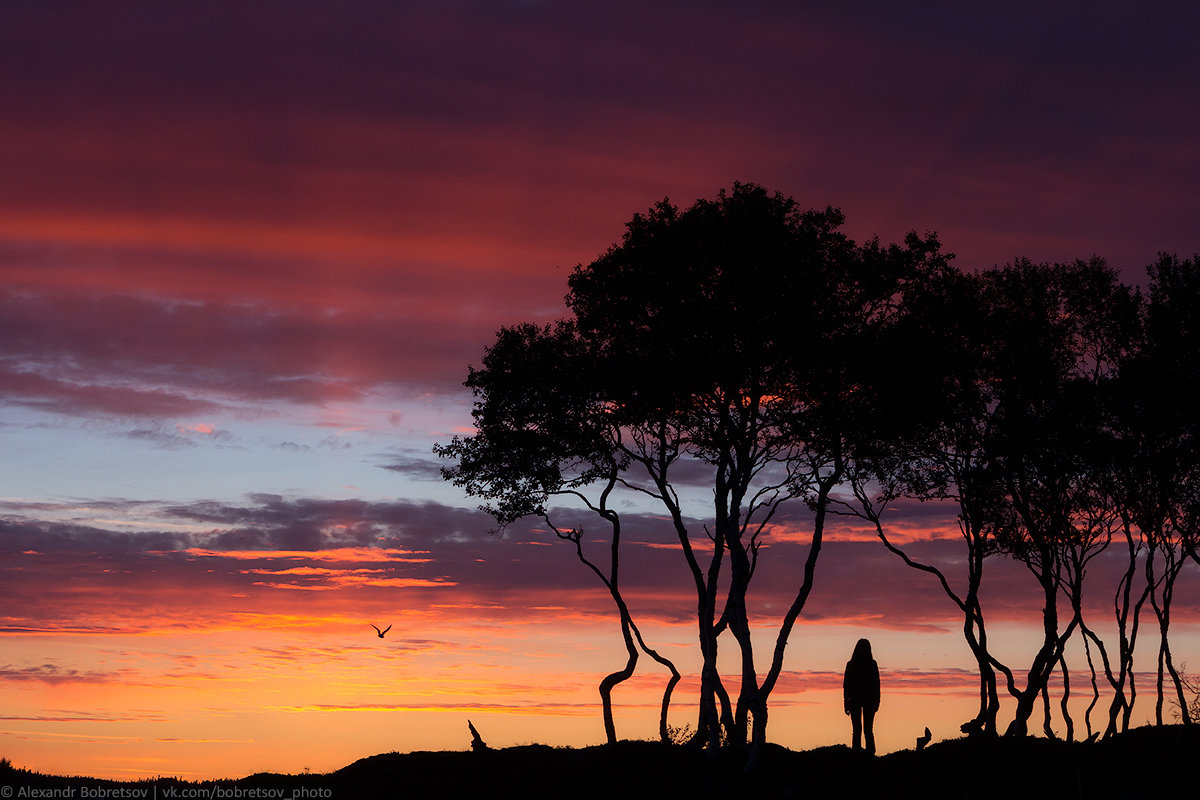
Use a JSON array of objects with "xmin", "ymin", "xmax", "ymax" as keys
[
  {"xmin": 438, "ymin": 182, "xmax": 1196, "ymax": 751},
  {"xmin": 564, "ymin": 183, "xmax": 945, "ymax": 756},
  {"xmin": 854, "ymin": 259, "xmax": 1139, "ymax": 739},
  {"xmin": 442, "ymin": 183, "xmax": 944, "ymax": 757},
  {"xmin": 564, "ymin": 185, "xmax": 846, "ymax": 751},
  {"xmin": 1076, "ymin": 511, "xmax": 1150, "ymax": 738},
  {"xmin": 1108, "ymin": 253, "xmax": 1200, "ymax": 726},
  {"xmin": 979, "ymin": 259, "xmax": 1133, "ymax": 738},
  {"xmin": 1071, "ymin": 273, "xmax": 1168, "ymax": 739},
  {"xmin": 435, "ymin": 321, "xmax": 680, "ymax": 745},
  {"xmin": 841, "ymin": 264, "xmax": 1012, "ymax": 737}
]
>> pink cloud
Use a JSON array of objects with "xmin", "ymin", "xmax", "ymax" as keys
[
  {"xmin": 4, "ymin": 495, "xmax": 1196, "ymax": 646},
  {"xmin": 0, "ymin": 287, "xmax": 516, "ymax": 416}
]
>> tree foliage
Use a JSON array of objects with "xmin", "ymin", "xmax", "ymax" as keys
[{"xmin": 435, "ymin": 184, "xmax": 1200, "ymax": 751}]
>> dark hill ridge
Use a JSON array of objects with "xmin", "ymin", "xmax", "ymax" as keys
[{"xmin": 3, "ymin": 726, "xmax": 1196, "ymax": 799}]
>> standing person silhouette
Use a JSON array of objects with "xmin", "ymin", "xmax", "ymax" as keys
[{"xmin": 843, "ymin": 638, "xmax": 880, "ymax": 755}]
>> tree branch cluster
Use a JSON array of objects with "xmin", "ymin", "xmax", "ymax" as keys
[{"xmin": 434, "ymin": 183, "xmax": 1200, "ymax": 751}]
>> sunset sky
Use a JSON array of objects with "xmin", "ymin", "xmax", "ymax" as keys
[{"xmin": 3, "ymin": 0, "xmax": 1199, "ymax": 780}]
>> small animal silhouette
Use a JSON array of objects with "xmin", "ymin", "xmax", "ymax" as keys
[
  {"xmin": 960, "ymin": 717, "xmax": 984, "ymax": 736},
  {"xmin": 372, "ymin": 624, "xmax": 391, "ymax": 638},
  {"xmin": 468, "ymin": 719, "xmax": 488, "ymax": 751},
  {"xmin": 916, "ymin": 726, "xmax": 932, "ymax": 750}
]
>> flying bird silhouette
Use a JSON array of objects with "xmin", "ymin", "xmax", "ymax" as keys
[{"xmin": 372, "ymin": 624, "xmax": 391, "ymax": 638}]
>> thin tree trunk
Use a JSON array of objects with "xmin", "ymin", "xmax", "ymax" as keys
[
  {"xmin": 1158, "ymin": 555, "xmax": 1190, "ymax": 724},
  {"xmin": 758, "ymin": 470, "xmax": 839, "ymax": 744},
  {"xmin": 598, "ymin": 617, "xmax": 639, "ymax": 745},
  {"xmin": 629, "ymin": 618, "xmax": 681, "ymax": 742},
  {"xmin": 553, "ymin": 477, "xmax": 683, "ymax": 746},
  {"xmin": 1006, "ymin": 563, "xmax": 1066, "ymax": 738},
  {"xmin": 646, "ymin": 463, "xmax": 726, "ymax": 750},
  {"xmin": 1082, "ymin": 633, "xmax": 1099, "ymax": 740},
  {"xmin": 1058, "ymin": 652, "xmax": 1074, "ymax": 742},
  {"xmin": 861, "ymin": 487, "xmax": 1003, "ymax": 736},
  {"xmin": 1041, "ymin": 682, "xmax": 1055, "ymax": 739},
  {"xmin": 1095, "ymin": 519, "xmax": 1147, "ymax": 739}
]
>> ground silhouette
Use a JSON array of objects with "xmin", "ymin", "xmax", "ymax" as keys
[{"xmin": 2, "ymin": 726, "xmax": 1196, "ymax": 799}]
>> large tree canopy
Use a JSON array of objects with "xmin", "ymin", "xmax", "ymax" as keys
[
  {"xmin": 438, "ymin": 184, "xmax": 1200, "ymax": 753},
  {"xmin": 440, "ymin": 183, "xmax": 950, "ymax": 752}
]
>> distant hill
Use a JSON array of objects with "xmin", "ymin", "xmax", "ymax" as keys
[{"xmin": 3, "ymin": 726, "xmax": 1196, "ymax": 799}]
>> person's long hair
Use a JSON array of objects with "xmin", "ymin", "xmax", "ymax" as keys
[{"xmin": 850, "ymin": 638, "xmax": 873, "ymax": 664}]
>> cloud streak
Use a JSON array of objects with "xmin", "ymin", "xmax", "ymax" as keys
[{"xmin": 4, "ymin": 493, "xmax": 1196, "ymax": 643}]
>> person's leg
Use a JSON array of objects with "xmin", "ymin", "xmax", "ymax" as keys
[
  {"xmin": 850, "ymin": 707, "xmax": 863, "ymax": 750},
  {"xmin": 863, "ymin": 707, "xmax": 876, "ymax": 756}
]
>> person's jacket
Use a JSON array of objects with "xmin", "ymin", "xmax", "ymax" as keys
[{"xmin": 843, "ymin": 658, "xmax": 880, "ymax": 713}]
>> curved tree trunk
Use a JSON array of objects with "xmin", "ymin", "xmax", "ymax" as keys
[
  {"xmin": 629, "ymin": 618, "xmax": 681, "ymax": 742},
  {"xmin": 1006, "ymin": 560, "xmax": 1067, "ymax": 738},
  {"xmin": 598, "ymin": 617, "xmax": 639, "ymax": 745},
  {"xmin": 1145, "ymin": 538, "xmax": 1190, "ymax": 725},
  {"xmin": 1058, "ymin": 653, "xmax": 1074, "ymax": 742},
  {"xmin": 1093, "ymin": 519, "xmax": 1148, "ymax": 739},
  {"xmin": 856, "ymin": 478, "xmax": 1005, "ymax": 737},
  {"xmin": 641, "ymin": 457, "xmax": 728, "ymax": 751},
  {"xmin": 555, "ymin": 477, "xmax": 682, "ymax": 746},
  {"xmin": 757, "ymin": 469, "xmax": 839, "ymax": 757}
]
